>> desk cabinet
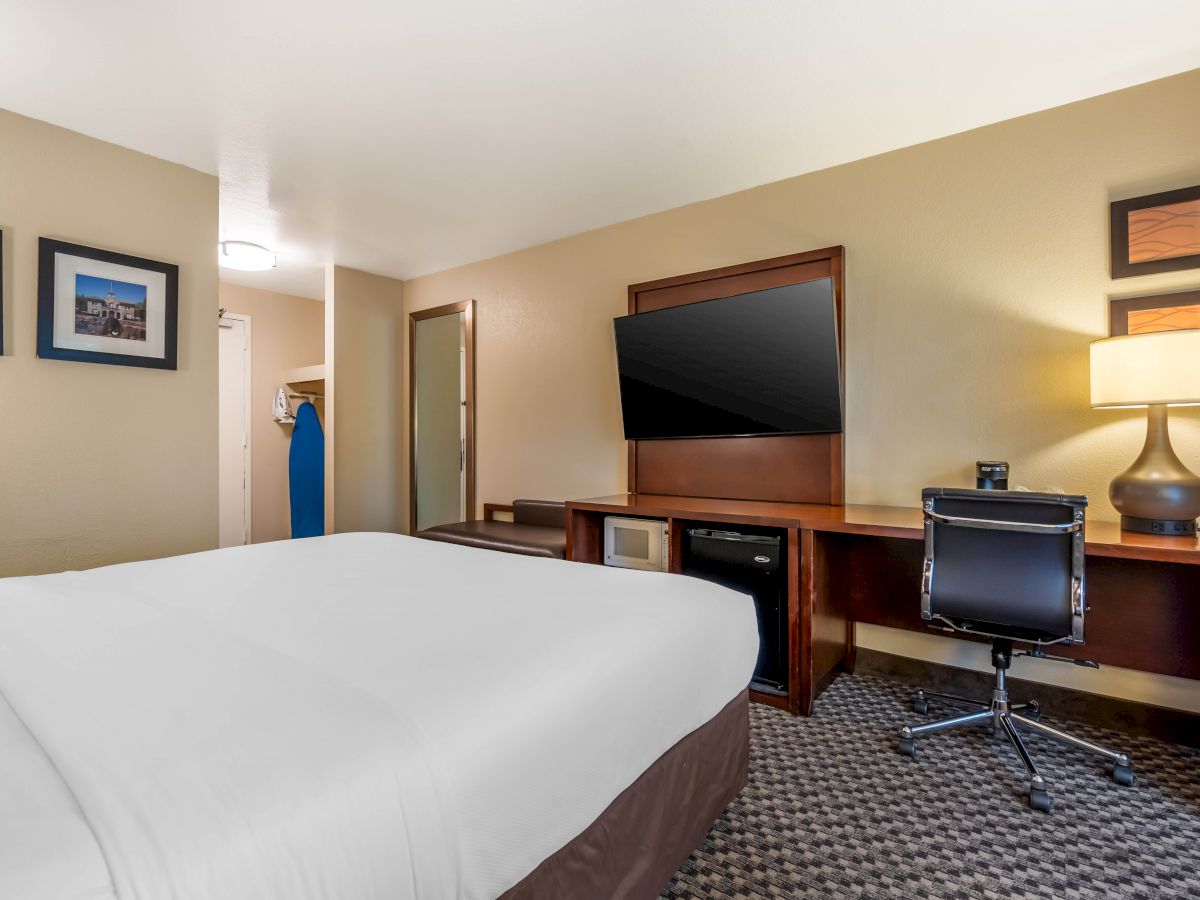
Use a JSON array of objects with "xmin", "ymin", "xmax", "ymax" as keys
[
  {"xmin": 567, "ymin": 501, "xmax": 847, "ymax": 715},
  {"xmin": 567, "ymin": 494, "xmax": 1200, "ymax": 716},
  {"xmin": 832, "ymin": 534, "xmax": 1200, "ymax": 681}
]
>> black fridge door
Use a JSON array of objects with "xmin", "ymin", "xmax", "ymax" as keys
[{"xmin": 683, "ymin": 528, "xmax": 788, "ymax": 694}]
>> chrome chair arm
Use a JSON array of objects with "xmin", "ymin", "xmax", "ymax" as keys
[{"xmin": 924, "ymin": 511, "xmax": 1082, "ymax": 535}]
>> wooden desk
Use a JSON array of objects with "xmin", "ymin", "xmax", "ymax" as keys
[{"xmin": 566, "ymin": 494, "xmax": 1200, "ymax": 715}]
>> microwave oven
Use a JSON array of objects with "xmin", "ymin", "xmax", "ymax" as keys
[{"xmin": 603, "ymin": 516, "xmax": 669, "ymax": 571}]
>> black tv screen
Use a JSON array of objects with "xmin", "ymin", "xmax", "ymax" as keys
[{"xmin": 614, "ymin": 278, "xmax": 841, "ymax": 440}]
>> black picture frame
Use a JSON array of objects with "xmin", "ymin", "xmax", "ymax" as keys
[
  {"xmin": 37, "ymin": 238, "xmax": 178, "ymax": 369},
  {"xmin": 1110, "ymin": 184, "xmax": 1200, "ymax": 279},
  {"xmin": 1109, "ymin": 289, "xmax": 1200, "ymax": 336}
]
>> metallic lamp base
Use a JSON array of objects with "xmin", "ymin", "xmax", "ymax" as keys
[
  {"xmin": 1119, "ymin": 515, "xmax": 1197, "ymax": 536},
  {"xmin": 1110, "ymin": 405, "xmax": 1200, "ymax": 535}
]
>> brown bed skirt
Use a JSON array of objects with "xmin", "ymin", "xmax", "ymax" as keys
[{"xmin": 501, "ymin": 689, "xmax": 749, "ymax": 900}]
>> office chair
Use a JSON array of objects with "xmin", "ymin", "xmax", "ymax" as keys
[{"xmin": 898, "ymin": 488, "xmax": 1133, "ymax": 812}]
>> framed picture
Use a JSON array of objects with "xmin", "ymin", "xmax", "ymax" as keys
[
  {"xmin": 1109, "ymin": 289, "xmax": 1200, "ymax": 336},
  {"xmin": 37, "ymin": 238, "xmax": 178, "ymax": 369},
  {"xmin": 1110, "ymin": 184, "xmax": 1200, "ymax": 279}
]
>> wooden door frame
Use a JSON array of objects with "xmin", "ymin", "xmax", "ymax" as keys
[
  {"xmin": 218, "ymin": 311, "xmax": 252, "ymax": 545},
  {"xmin": 408, "ymin": 299, "xmax": 475, "ymax": 533}
]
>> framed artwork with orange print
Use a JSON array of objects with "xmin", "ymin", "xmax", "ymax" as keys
[
  {"xmin": 1109, "ymin": 290, "xmax": 1200, "ymax": 336},
  {"xmin": 1110, "ymin": 185, "xmax": 1200, "ymax": 279}
]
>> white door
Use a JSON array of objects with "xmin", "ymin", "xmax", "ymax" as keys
[{"xmin": 218, "ymin": 314, "xmax": 251, "ymax": 546}]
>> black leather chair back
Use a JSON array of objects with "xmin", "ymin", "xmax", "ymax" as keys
[{"xmin": 922, "ymin": 488, "xmax": 1087, "ymax": 646}]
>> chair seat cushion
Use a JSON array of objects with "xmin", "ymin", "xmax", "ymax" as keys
[{"xmin": 418, "ymin": 520, "xmax": 567, "ymax": 559}]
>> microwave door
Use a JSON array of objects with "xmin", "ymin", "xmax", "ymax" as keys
[
  {"xmin": 603, "ymin": 517, "xmax": 667, "ymax": 571},
  {"xmin": 612, "ymin": 525, "xmax": 651, "ymax": 562}
]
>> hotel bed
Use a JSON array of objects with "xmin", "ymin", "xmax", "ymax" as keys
[{"xmin": 0, "ymin": 532, "xmax": 757, "ymax": 900}]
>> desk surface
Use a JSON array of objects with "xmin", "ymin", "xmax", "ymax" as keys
[{"xmin": 568, "ymin": 493, "xmax": 1200, "ymax": 565}]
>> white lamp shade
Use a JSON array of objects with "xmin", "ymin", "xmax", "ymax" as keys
[{"xmin": 1090, "ymin": 329, "xmax": 1200, "ymax": 408}]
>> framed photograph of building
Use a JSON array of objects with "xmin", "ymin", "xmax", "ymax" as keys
[
  {"xmin": 1110, "ymin": 184, "xmax": 1200, "ymax": 279},
  {"xmin": 37, "ymin": 238, "xmax": 178, "ymax": 369}
]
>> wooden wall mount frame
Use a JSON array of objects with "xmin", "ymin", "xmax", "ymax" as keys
[
  {"xmin": 408, "ymin": 299, "xmax": 475, "ymax": 533},
  {"xmin": 625, "ymin": 246, "xmax": 846, "ymax": 505}
]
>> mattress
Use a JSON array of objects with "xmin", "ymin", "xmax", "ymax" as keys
[{"xmin": 0, "ymin": 532, "xmax": 758, "ymax": 900}]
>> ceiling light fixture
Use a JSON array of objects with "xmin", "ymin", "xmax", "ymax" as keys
[{"xmin": 218, "ymin": 241, "xmax": 277, "ymax": 271}]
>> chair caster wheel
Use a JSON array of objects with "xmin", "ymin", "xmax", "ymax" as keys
[
  {"xmin": 1112, "ymin": 763, "xmax": 1134, "ymax": 786},
  {"xmin": 1025, "ymin": 702, "xmax": 1041, "ymax": 722},
  {"xmin": 898, "ymin": 737, "xmax": 916, "ymax": 757},
  {"xmin": 1028, "ymin": 788, "xmax": 1052, "ymax": 812},
  {"xmin": 913, "ymin": 698, "xmax": 929, "ymax": 715}
]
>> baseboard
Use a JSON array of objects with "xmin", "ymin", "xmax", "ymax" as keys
[{"xmin": 854, "ymin": 648, "xmax": 1200, "ymax": 749}]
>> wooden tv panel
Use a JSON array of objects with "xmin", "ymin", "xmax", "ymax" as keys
[{"xmin": 625, "ymin": 246, "xmax": 846, "ymax": 505}]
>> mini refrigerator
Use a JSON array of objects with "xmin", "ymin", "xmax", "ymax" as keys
[{"xmin": 682, "ymin": 526, "xmax": 789, "ymax": 695}]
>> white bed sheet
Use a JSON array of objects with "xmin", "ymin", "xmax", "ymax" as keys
[
  {"xmin": 0, "ymin": 532, "xmax": 758, "ymax": 900},
  {"xmin": 0, "ymin": 692, "xmax": 116, "ymax": 900}
]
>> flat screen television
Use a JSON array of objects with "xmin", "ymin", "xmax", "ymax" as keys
[{"xmin": 614, "ymin": 278, "xmax": 841, "ymax": 440}]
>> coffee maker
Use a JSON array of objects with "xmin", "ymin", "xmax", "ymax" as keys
[{"xmin": 976, "ymin": 461, "xmax": 1009, "ymax": 490}]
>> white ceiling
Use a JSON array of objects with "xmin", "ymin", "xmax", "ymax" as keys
[{"xmin": 2, "ymin": 1, "xmax": 1199, "ymax": 300}]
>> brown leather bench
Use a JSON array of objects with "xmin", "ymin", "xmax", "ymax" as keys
[{"xmin": 417, "ymin": 500, "xmax": 567, "ymax": 559}]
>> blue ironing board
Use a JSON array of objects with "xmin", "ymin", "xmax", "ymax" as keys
[{"xmin": 289, "ymin": 401, "xmax": 325, "ymax": 538}]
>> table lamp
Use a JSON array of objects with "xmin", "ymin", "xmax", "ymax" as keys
[{"xmin": 1090, "ymin": 328, "xmax": 1200, "ymax": 535}]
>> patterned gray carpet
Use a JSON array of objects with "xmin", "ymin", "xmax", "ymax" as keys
[{"xmin": 661, "ymin": 673, "xmax": 1200, "ymax": 899}]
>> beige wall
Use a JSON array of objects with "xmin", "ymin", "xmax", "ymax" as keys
[
  {"xmin": 0, "ymin": 107, "xmax": 218, "ymax": 576},
  {"xmin": 326, "ymin": 265, "xmax": 405, "ymax": 533},
  {"xmin": 403, "ymin": 69, "xmax": 1200, "ymax": 710},
  {"xmin": 218, "ymin": 282, "xmax": 324, "ymax": 543}
]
